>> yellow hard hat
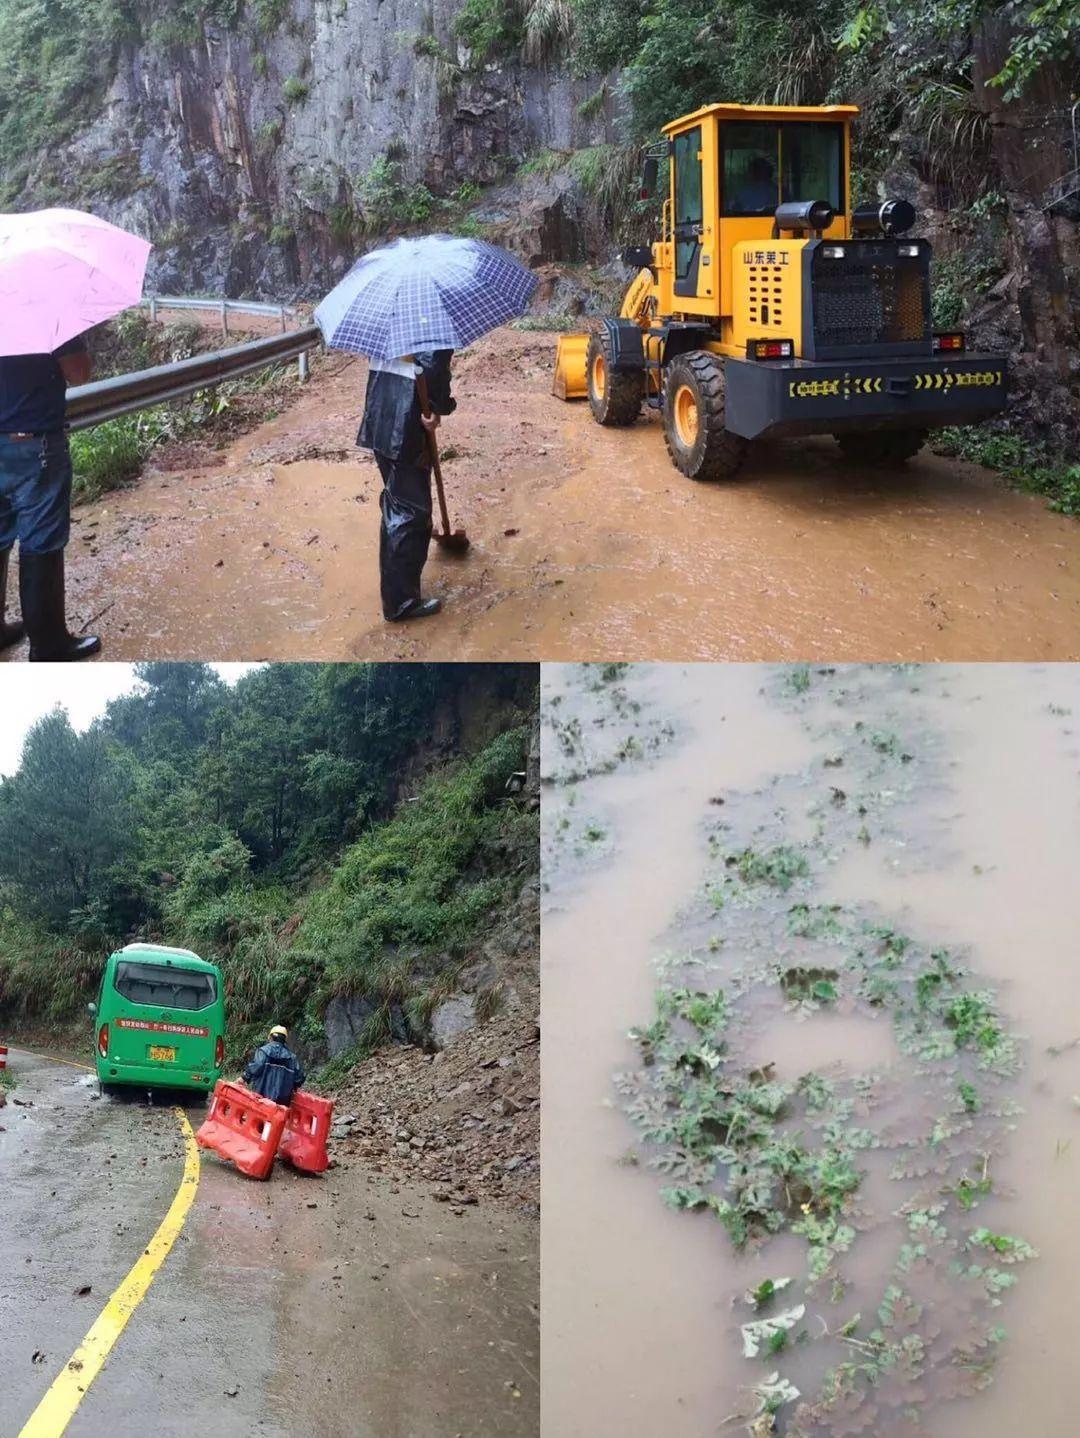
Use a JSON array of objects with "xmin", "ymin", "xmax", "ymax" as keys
[{"xmin": 269, "ymin": 1024, "xmax": 288, "ymax": 1038}]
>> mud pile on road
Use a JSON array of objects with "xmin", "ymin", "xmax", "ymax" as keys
[{"xmin": 325, "ymin": 1002, "xmax": 540, "ymax": 1211}]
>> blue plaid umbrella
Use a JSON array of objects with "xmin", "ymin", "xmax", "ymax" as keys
[{"xmin": 314, "ymin": 234, "xmax": 538, "ymax": 360}]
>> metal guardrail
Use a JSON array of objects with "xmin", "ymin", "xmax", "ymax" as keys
[
  {"xmin": 140, "ymin": 295, "xmax": 300, "ymax": 333},
  {"xmin": 66, "ymin": 325, "xmax": 322, "ymax": 432}
]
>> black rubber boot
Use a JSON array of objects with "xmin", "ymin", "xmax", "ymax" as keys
[
  {"xmin": 0, "ymin": 548, "xmax": 25, "ymax": 650},
  {"xmin": 19, "ymin": 550, "xmax": 101, "ymax": 662},
  {"xmin": 387, "ymin": 596, "xmax": 442, "ymax": 623}
]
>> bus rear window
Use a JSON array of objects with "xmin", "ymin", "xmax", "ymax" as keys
[{"xmin": 113, "ymin": 962, "xmax": 218, "ymax": 1011}]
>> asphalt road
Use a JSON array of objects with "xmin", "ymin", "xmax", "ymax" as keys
[{"xmin": 1, "ymin": 1047, "xmax": 539, "ymax": 1438}]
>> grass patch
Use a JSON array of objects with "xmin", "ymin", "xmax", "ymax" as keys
[
  {"xmin": 518, "ymin": 147, "xmax": 566, "ymax": 179},
  {"xmin": 355, "ymin": 152, "xmax": 434, "ymax": 234},
  {"xmin": 932, "ymin": 426, "xmax": 1080, "ymax": 517},
  {"xmin": 509, "ymin": 312, "xmax": 580, "ymax": 332},
  {"xmin": 70, "ymin": 363, "xmax": 300, "ymax": 501},
  {"xmin": 70, "ymin": 416, "xmax": 147, "ymax": 502}
]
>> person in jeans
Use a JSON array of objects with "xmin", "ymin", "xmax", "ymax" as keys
[
  {"xmin": 243, "ymin": 1024, "xmax": 306, "ymax": 1106},
  {"xmin": 0, "ymin": 335, "xmax": 101, "ymax": 661},
  {"xmin": 357, "ymin": 350, "xmax": 455, "ymax": 622}
]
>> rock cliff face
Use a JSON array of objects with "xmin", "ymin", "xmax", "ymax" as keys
[{"xmin": 32, "ymin": 1, "xmax": 609, "ymax": 296}]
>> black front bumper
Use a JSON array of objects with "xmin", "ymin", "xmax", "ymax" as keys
[{"xmin": 724, "ymin": 352, "xmax": 1007, "ymax": 441}]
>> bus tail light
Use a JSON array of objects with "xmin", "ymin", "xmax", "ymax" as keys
[
  {"xmin": 215, "ymin": 1035, "xmax": 224, "ymax": 1068},
  {"xmin": 97, "ymin": 1023, "xmax": 109, "ymax": 1059}
]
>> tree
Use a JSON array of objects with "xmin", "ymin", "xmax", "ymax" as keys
[{"xmin": 0, "ymin": 709, "xmax": 135, "ymax": 926}]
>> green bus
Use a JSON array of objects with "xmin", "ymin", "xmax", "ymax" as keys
[{"xmin": 90, "ymin": 943, "xmax": 226, "ymax": 1094}]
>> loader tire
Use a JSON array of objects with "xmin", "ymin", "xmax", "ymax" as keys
[
  {"xmin": 586, "ymin": 331, "xmax": 642, "ymax": 426},
  {"xmin": 663, "ymin": 351, "xmax": 748, "ymax": 481},
  {"xmin": 835, "ymin": 430, "xmax": 927, "ymax": 467}
]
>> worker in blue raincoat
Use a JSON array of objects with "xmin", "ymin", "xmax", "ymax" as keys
[
  {"xmin": 357, "ymin": 349, "xmax": 455, "ymax": 622},
  {"xmin": 244, "ymin": 1024, "xmax": 305, "ymax": 1105}
]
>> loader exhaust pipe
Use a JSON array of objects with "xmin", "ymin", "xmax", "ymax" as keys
[
  {"xmin": 852, "ymin": 198, "xmax": 917, "ymax": 237},
  {"xmin": 773, "ymin": 200, "xmax": 836, "ymax": 237}
]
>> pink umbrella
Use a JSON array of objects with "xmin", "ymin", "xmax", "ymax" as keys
[{"xmin": 0, "ymin": 207, "xmax": 151, "ymax": 356}]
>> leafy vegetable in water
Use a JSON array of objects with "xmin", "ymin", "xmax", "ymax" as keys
[
  {"xmin": 753, "ymin": 1371, "xmax": 800, "ymax": 1415},
  {"xmin": 741, "ymin": 1305, "xmax": 806, "ymax": 1359},
  {"xmin": 745, "ymin": 1277, "xmax": 792, "ymax": 1309},
  {"xmin": 617, "ymin": 664, "xmax": 1031, "ymax": 1434},
  {"xmin": 729, "ymin": 845, "xmax": 810, "ymax": 891},
  {"xmin": 967, "ymin": 1229, "xmax": 1037, "ymax": 1264}
]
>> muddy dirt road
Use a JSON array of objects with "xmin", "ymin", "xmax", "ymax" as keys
[
  {"xmin": 541, "ymin": 663, "xmax": 1080, "ymax": 1437},
  {"xmin": 4, "ymin": 332, "xmax": 1078, "ymax": 663},
  {"xmin": 1, "ymin": 1048, "xmax": 538, "ymax": 1438}
]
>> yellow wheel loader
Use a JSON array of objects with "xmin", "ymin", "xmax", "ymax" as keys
[{"xmin": 553, "ymin": 103, "xmax": 1007, "ymax": 480}]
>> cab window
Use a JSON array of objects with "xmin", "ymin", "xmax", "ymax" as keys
[
  {"xmin": 781, "ymin": 123, "xmax": 844, "ymax": 212},
  {"xmin": 721, "ymin": 122, "xmax": 779, "ymax": 217},
  {"xmin": 672, "ymin": 126, "xmax": 703, "ymax": 281},
  {"xmin": 113, "ymin": 961, "xmax": 218, "ymax": 1011},
  {"xmin": 721, "ymin": 121, "xmax": 844, "ymax": 217}
]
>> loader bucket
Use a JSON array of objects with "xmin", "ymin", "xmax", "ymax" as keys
[{"xmin": 552, "ymin": 333, "xmax": 589, "ymax": 400}]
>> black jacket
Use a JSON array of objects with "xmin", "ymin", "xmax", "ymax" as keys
[
  {"xmin": 357, "ymin": 350, "xmax": 455, "ymax": 464},
  {"xmin": 243, "ymin": 1039, "xmax": 305, "ymax": 1106}
]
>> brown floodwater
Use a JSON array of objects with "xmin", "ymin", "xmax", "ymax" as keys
[
  {"xmin": 541, "ymin": 662, "xmax": 1080, "ymax": 1437},
  {"xmin": 4, "ymin": 331, "xmax": 1078, "ymax": 663}
]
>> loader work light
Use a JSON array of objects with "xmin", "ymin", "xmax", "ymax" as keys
[{"xmin": 748, "ymin": 339, "xmax": 794, "ymax": 360}]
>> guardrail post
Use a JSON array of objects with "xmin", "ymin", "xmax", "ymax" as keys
[
  {"xmin": 150, "ymin": 297, "xmax": 158, "ymax": 324},
  {"xmin": 221, "ymin": 299, "xmax": 229, "ymax": 336},
  {"xmin": 280, "ymin": 305, "xmax": 287, "ymax": 333},
  {"xmin": 298, "ymin": 350, "xmax": 310, "ymax": 383}
]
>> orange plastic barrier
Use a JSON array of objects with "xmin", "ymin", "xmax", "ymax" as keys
[
  {"xmin": 279, "ymin": 1090, "xmax": 334, "ymax": 1174},
  {"xmin": 195, "ymin": 1080, "xmax": 287, "ymax": 1180}
]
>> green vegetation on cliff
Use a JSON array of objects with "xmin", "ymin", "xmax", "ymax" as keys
[
  {"xmin": 0, "ymin": 663, "xmax": 538, "ymax": 1061},
  {"xmin": 0, "ymin": 1, "xmax": 290, "ymax": 194}
]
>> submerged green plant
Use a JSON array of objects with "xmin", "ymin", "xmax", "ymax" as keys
[
  {"xmin": 730, "ymin": 845, "xmax": 809, "ymax": 891},
  {"xmin": 618, "ymin": 663, "xmax": 1029, "ymax": 1431}
]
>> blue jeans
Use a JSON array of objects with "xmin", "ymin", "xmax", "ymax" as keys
[{"xmin": 0, "ymin": 431, "xmax": 72, "ymax": 554}]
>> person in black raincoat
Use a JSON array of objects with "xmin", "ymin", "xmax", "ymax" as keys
[
  {"xmin": 244, "ymin": 1024, "xmax": 305, "ymax": 1106},
  {"xmin": 357, "ymin": 349, "xmax": 455, "ymax": 622}
]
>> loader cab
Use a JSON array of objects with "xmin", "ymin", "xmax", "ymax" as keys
[{"xmin": 659, "ymin": 104, "xmax": 857, "ymax": 334}]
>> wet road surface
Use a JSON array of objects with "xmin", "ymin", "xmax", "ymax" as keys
[
  {"xmin": 1, "ymin": 1048, "xmax": 538, "ymax": 1438},
  {"xmin": 2, "ymin": 331, "xmax": 1077, "ymax": 663}
]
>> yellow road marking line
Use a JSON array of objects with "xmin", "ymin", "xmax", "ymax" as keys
[
  {"xmin": 5, "ymin": 1045, "xmax": 92, "ymax": 1072},
  {"xmin": 18, "ymin": 1108, "xmax": 201, "ymax": 1438}
]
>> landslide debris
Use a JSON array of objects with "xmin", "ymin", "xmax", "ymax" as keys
[{"xmin": 324, "ymin": 1004, "xmax": 540, "ymax": 1211}]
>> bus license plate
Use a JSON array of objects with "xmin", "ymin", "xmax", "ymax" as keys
[{"xmin": 149, "ymin": 1045, "xmax": 176, "ymax": 1063}]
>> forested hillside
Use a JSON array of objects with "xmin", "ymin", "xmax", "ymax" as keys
[{"xmin": 0, "ymin": 663, "xmax": 539, "ymax": 1065}]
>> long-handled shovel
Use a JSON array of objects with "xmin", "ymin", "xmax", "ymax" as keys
[{"xmin": 416, "ymin": 372, "xmax": 470, "ymax": 555}]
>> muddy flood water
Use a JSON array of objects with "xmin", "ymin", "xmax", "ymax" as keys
[
  {"xmin": 6, "ymin": 331, "xmax": 1078, "ymax": 663},
  {"xmin": 541, "ymin": 663, "xmax": 1080, "ymax": 1437}
]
